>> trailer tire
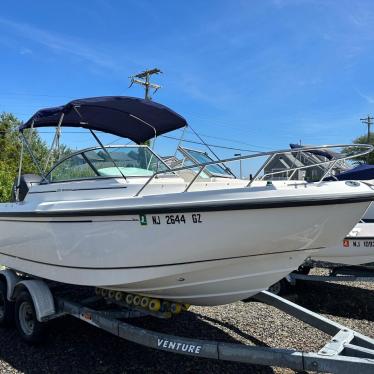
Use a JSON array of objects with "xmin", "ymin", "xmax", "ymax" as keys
[
  {"xmin": 15, "ymin": 290, "xmax": 46, "ymax": 344},
  {"xmin": 295, "ymin": 265, "xmax": 311, "ymax": 275},
  {"xmin": 0, "ymin": 280, "xmax": 14, "ymax": 327},
  {"xmin": 268, "ymin": 278, "xmax": 289, "ymax": 295}
]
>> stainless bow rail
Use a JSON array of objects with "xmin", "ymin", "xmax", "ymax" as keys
[{"xmin": 135, "ymin": 144, "xmax": 373, "ymax": 196}]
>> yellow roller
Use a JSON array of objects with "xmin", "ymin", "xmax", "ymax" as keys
[
  {"xmin": 140, "ymin": 297, "xmax": 150, "ymax": 308},
  {"xmin": 115, "ymin": 291, "xmax": 123, "ymax": 301},
  {"xmin": 101, "ymin": 288, "xmax": 108, "ymax": 297},
  {"xmin": 108, "ymin": 290, "xmax": 116, "ymax": 299},
  {"xmin": 133, "ymin": 295, "xmax": 141, "ymax": 306},
  {"xmin": 95, "ymin": 287, "xmax": 101, "ymax": 296},
  {"xmin": 182, "ymin": 303, "xmax": 191, "ymax": 311},
  {"xmin": 125, "ymin": 294, "xmax": 134, "ymax": 305},
  {"xmin": 161, "ymin": 300, "xmax": 170, "ymax": 312},
  {"xmin": 148, "ymin": 299, "xmax": 161, "ymax": 312},
  {"xmin": 171, "ymin": 303, "xmax": 182, "ymax": 314}
]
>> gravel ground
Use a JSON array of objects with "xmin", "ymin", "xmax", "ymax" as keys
[{"xmin": 0, "ymin": 269, "xmax": 373, "ymax": 374}]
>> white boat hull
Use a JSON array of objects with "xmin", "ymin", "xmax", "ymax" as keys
[
  {"xmin": 0, "ymin": 248, "xmax": 314, "ymax": 305},
  {"xmin": 0, "ymin": 182, "xmax": 372, "ymax": 304},
  {"xmin": 311, "ymin": 222, "xmax": 374, "ymax": 266}
]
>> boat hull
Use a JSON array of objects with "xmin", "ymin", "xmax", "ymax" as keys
[
  {"xmin": 0, "ymin": 248, "xmax": 314, "ymax": 305},
  {"xmin": 311, "ymin": 222, "xmax": 374, "ymax": 266},
  {"xmin": 0, "ymin": 198, "xmax": 370, "ymax": 305}
]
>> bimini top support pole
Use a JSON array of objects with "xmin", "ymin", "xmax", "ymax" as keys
[
  {"xmin": 15, "ymin": 139, "xmax": 24, "ymax": 201},
  {"xmin": 19, "ymin": 131, "xmax": 47, "ymax": 182},
  {"xmin": 44, "ymin": 112, "xmax": 65, "ymax": 171}
]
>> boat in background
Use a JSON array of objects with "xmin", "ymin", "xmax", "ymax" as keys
[
  {"xmin": 0, "ymin": 96, "xmax": 373, "ymax": 305},
  {"xmin": 262, "ymin": 144, "xmax": 374, "ymax": 268},
  {"xmin": 312, "ymin": 164, "xmax": 374, "ymax": 266}
]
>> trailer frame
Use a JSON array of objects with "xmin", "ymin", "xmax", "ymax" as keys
[
  {"xmin": 289, "ymin": 262, "xmax": 374, "ymax": 284},
  {"xmin": 0, "ymin": 269, "xmax": 374, "ymax": 373}
]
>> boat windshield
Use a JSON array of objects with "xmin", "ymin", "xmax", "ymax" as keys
[
  {"xmin": 178, "ymin": 147, "xmax": 233, "ymax": 178},
  {"xmin": 47, "ymin": 146, "xmax": 170, "ymax": 182}
]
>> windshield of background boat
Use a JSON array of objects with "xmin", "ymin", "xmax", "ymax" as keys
[
  {"xmin": 46, "ymin": 145, "xmax": 172, "ymax": 183},
  {"xmin": 178, "ymin": 147, "xmax": 233, "ymax": 178}
]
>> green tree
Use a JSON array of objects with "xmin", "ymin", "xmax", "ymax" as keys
[
  {"xmin": 0, "ymin": 112, "xmax": 49, "ymax": 202},
  {"xmin": 343, "ymin": 134, "xmax": 374, "ymax": 165}
]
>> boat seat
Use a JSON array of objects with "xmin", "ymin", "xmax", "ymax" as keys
[{"xmin": 12, "ymin": 174, "xmax": 43, "ymax": 202}]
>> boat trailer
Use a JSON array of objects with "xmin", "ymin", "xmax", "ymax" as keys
[
  {"xmin": 289, "ymin": 263, "xmax": 374, "ymax": 284},
  {"xmin": 267, "ymin": 263, "xmax": 374, "ymax": 296},
  {"xmin": 0, "ymin": 270, "xmax": 373, "ymax": 373}
]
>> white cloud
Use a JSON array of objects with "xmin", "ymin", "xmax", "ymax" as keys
[
  {"xmin": 356, "ymin": 89, "xmax": 374, "ymax": 104},
  {"xmin": 0, "ymin": 17, "xmax": 117, "ymax": 70},
  {"xmin": 19, "ymin": 47, "xmax": 32, "ymax": 55}
]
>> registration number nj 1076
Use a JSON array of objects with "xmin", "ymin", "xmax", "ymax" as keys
[{"xmin": 344, "ymin": 239, "xmax": 374, "ymax": 248}]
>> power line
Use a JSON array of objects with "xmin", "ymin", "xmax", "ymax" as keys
[
  {"xmin": 161, "ymin": 135, "xmax": 260, "ymax": 152},
  {"xmin": 0, "ymin": 129, "xmax": 262, "ymax": 152}
]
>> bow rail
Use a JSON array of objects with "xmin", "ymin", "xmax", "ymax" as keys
[{"xmin": 135, "ymin": 144, "xmax": 373, "ymax": 196}]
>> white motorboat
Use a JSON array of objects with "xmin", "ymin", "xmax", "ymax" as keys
[
  {"xmin": 263, "ymin": 146, "xmax": 374, "ymax": 267},
  {"xmin": 0, "ymin": 96, "xmax": 373, "ymax": 305},
  {"xmin": 310, "ymin": 222, "xmax": 374, "ymax": 265},
  {"xmin": 308, "ymin": 167, "xmax": 374, "ymax": 266}
]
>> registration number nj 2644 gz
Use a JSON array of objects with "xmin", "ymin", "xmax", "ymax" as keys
[{"xmin": 154, "ymin": 213, "xmax": 202, "ymax": 225}]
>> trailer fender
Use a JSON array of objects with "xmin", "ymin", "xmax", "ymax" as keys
[
  {"xmin": 0, "ymin": 269, "xmax": 20, "ymax": 301},
  {"xmin": 13, "ymin": 280, "xmax": 55, "ymax": 322}
]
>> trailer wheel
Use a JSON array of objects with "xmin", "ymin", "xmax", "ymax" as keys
[
  {"xmin": 15, "ymin": 291, "xmax": 46, "ymax": 343},
  {"xmin": 0, "ymin": 280, "xmax": 14, "ymax": 326},
  {"xmin": 295, "ymin": 265, "xmax": 311, "ymax": 275},
  {"xmin": 268, "ymin": 279, "xmax": 289, "ymax": 295}
]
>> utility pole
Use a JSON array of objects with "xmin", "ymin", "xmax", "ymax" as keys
[
  {"xmin": 129, "ymin": 68, "xmax": 162, "ymax": 100},
  {"xmin": 360, "ymin": 115, "xmax": 374, "ymax": 143}
]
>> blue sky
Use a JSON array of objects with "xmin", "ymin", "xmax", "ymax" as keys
[{"xmin": 1, "ymin": 0, "xmax": 374, "ymax": 157}]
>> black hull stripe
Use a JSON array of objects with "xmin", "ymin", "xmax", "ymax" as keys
[
  {"xmin": 361, "ymin": 219, "xmax": 374, "ymax": 223},
  {"xmin": 0, "ymin": 194, "xmax": 373, "ymax": 218},
  {"xmin": 0, "ymin": 247, "xmax": 323, "ymax": 270},
  {"xmin": 29, "ymin": 185, "xmax": 128, "ymax": 194},
  {"xmin": 0, "ymin": 219, "xmax": 139, "ymax": 223},
  {"xmin": 344, "ymin": 237, "xmax": 374, "ymax": 240}
]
